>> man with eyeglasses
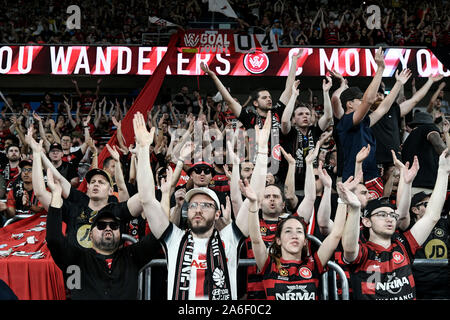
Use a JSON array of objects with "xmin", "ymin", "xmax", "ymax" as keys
[
  {"xmin": 409, "ymin": 191, "xmax": 450, "ymax": 299},
  {"xmin": 340, "ymin": 149, "xmax": 450, "ymax": 300},
  {"xmin": 172, "ymin": 161, "xmax": 228, "ymax": 229},
  {"xmin": 133, "ymin": 112, "xmax": 250, "ymax": 300},
  {"xmin": 45, "ymin": 169, "xmax": 161, "ymax": 300},
  {"xmin": 5, "ymin": 160, "xmax": 44, "ymax": 218}
]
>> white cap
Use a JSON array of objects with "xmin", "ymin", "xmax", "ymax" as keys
[{"xmin": 185, "ymin": 187, "xmax": 221, "ymax": 209}]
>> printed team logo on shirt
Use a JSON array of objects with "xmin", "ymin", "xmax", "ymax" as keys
[
  {"xmin": 392, "ymin": 252, "xmax": 405, "ymax": 264},
  {"xmin": 279, "ymin": 268, "xmax": 289, "ymax": 277},
  {"xmin": 272, "ymin": 144, "xmax": 282, "ymax": 161},
  {"xmin": 299, "ymin": 267, "xmax": 312, "ymax": 279},
  {"xmin": 243, "ymin": 52, "xmax": 269, "ymax": 74},
  {"xmin": 260, "ymin": 226, "xmax": 267, "ymax": 236}
]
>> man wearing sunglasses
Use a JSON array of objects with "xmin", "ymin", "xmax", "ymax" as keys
[
  {"xmin": 340, "ymin": 149, "xmax": 450, "ymax": 300},
  {"xmin": 410, "ymin": 191, "xmax": 450, "ymax": 299},
  {"xmin": 45, "ymin": 169, "xmax": 161, "ymax": 300}
]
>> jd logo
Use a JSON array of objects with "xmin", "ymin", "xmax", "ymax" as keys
[
  {"xmin": 66, "ymin": 5, "xmax": 81, "ymax": 30},
  {"xmin": 366, "ymin": 5, "xmax": 381, "ymax": 30},
  {"xmin": 425, "ymin": 239, "xmax": 447, "ymax": 259}
]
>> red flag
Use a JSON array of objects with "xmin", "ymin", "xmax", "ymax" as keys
[{"xmin": 78, "ymin": 31, "xmax": 180, "ymax": 192}]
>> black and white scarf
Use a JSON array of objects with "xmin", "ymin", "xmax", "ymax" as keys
[
  {"xmin": 294, "ymin": 127, "xmax": 315, "ymax": 173},
  {"xmin": 173, "ymin": 229, "xmax": 232, "ymax": 300}
]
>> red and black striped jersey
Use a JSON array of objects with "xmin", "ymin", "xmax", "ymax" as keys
[
  {"xmin": 209, "ymin": 173, "xmax": 230, "ymax": 194},
  {"xmin": 260, "ymin": 253, "xmax": 326, "ymax": 300},
  {"xmin": 245, "ymin": 217, "xmax": 279, "ymax": 300},
  {"xmin": 346, "ymin": 230, "xmax": 420, "ymax": 300}
]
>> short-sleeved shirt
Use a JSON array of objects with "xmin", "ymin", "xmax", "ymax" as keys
[
  {"xmin": 346, "ymin": 230, "xmax": 420, "ymax": 300},
  {"xmin": 371, "ymin": 103, "xmax": 402, "ymax": 164},
  {"xmin": 336, "ymin": 112, "xmax": 378, "ymax": 182},
  {"xmin": 401, "ymin": 124, "xmax": 440, "ymax": 188},
  {"xmin": 62, "ymin": 188, "xmax": 132, "ymax": 249},
  {"xmin": 160, "ymin": 222, "xmax": 244, "ymax": 300}
]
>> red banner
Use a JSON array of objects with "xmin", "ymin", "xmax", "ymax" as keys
[
  {"xmin": 0, "ymin": 45, "xmax": 448, "ymax": 77},
  {"xmin": 0, "ymin": 214, "xmax": 66, "ymax": 300}
]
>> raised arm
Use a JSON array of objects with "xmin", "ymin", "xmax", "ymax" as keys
[
  {"xmin": 353, "ymin": 47, "xmax": 385, "ymax": 126},
  {"xmin": 369, "ymin": 68, "xmax": 412, "ymax": 127},
  {"xmin": 427, "ymin": 81, "xmax": 446, "ymax": 114},
  {"xmin": 134, "ymin": 112, "xmax": 168, "ymax": 239},
  {"xmin": 281, "ymin": 80, "xmax": 300, "ymax": 135},
  {"xmin": 318, "ymin": 75, "xmax": 333, "ymax": 131},
  {"xmin": 329, "ymin": 70, "xmax": 348, "ymax": 120},
  {"xmin": 106, "ymin": 144, "xmax": 129, "ymax": 202},
  {"xmin": 295, "ymin": 140, "xmax": 320, "ymax": 222},
  {"xmin": 410, "ymin": 149, "xmax": 450, "ymax": 246},
  {"xmin": 316, "ymin": 161, "xmax": 333, "ymax": 236},
  {"xmin": 280, "ymin": 146, "xmax": 298, "ymax": 211},
  {"xmin": 279, "ymin": 50, "xmax": 302, "ymax": 105},
  {"xmin": 244, "ymin": 179, "xmax": 267, "ymax": 271},
  {"xmin": 338, "ymin": 182, "xmax": 362, "ymax": 263},
  {"xmin": 400, "ymin": 75, "xmax": 443, "ymax": 117},
  {"xmin": 250, "ymin": 111, "xmax": 271, "ymax": 205},
  {"xmin": 26, "ymin": 130, "xmax": 51, "ymax": 210},
  {"xmin": 201, "ymin": 62, "xmax": 243, "ymax": 118},
  {"xmin": 316, "ymin": 190, "xmax": 348, "ymax": 267}
]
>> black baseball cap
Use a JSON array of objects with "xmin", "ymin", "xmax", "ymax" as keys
[
  {"xmin": 340, "ymin": 87, "xmax": 363, "ymax": 111},
  {"xmin": 411, "ymin": 192, "xmax": 431, "ymax": 208},
  {"xmin": 90, "ymin": 205, "xmax": 121, "ymax": 232},
  {"xmin": 19, "ymin": 159, "xmax": 32, "ymax": 168},
  {"xmin": 49, "ymin": 143, "xmax": 63, "ymax": 152},
  {"xmin": 363, "ymin": 197, "xmax": 397, "ymax": 218},
  {"xmin": 85, "ymin": 168, "xmax": 113, "ymax": 187}
]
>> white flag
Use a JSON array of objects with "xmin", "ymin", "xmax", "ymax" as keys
[
  {"xmin": 148, "ymin": 16, "xmax": 179, "ymax": 27},
  {"xmin": 208, "ymin": 0, "xmax": 238, "ymax": 19}
]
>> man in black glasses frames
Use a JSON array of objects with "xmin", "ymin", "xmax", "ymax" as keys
[{"xmin": 341, "ymin": 149, "xmax": 450, "ymax": 300}]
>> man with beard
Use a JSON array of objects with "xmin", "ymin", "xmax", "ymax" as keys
[
  {"xmin": 1, "ymin": 144, "xmax": 21, "ymax": 194},
  {"xmin": 200, "ymin": 52, "xmax": 301, "ymax": 181},
  {"xmin": 340, "ymin": 149, "xmax": 450, "ymax": 300},
  {"xmin": 133, "ymin": 111, "xmax": 251, "ymax": 300},
  {"xmin": 45, "ymin": 169, "xmax": 160, "ymax": 300}
]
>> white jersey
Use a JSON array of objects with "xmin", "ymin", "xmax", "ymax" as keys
[{"xmin": 162, "ymin": 222, "xmax": 244, "ymax": 300}]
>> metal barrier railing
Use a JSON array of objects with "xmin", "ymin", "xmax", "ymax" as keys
[{"xmin": 136, "ymin": 234, "xmax": 350, "ymax": 300}]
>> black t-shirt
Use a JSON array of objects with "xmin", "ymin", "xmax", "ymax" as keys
[
  {"xmin": 56, "ymin": 161, "xmax": 78, "ymax": 182},
  {"xmin": 281, "ymin": 125, "xmax": 323, "ymax": 190},
  {"xmin": 46, "ymin": 206, "xmax": 161, "ymax": 300},
  {"xmin": 412, "ymin": 216, "xmax": 450, "ymax": 299},
  {"xmin": 401, "ymin": 124, "xmax": 440, "ymax": 188},
  {"xmin": 371, "ymin": 103, "xmax": 402, "ymax": 164},
  {"xmin": 62, "ymin": 188, "xmax": 132, "ymax": 249}
]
